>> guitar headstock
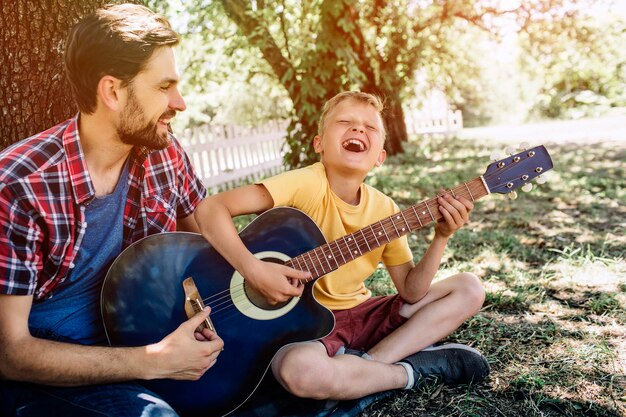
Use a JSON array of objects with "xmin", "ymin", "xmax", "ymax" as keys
[{"xmin": 482, "ymin": 145, "xmax": 553, "ymax": 197}]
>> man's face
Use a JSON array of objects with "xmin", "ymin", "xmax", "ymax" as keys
[{"xmin": 117, "ymin": 47, "xmax": 186, "ymax": 150}]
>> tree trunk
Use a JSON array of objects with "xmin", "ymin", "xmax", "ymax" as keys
[
  {"xmin": 381, "ymin": 93, "xmax": 407, "ymax": 155},
  {"xmin": 0, "ymin": 0, "xmax": 107, "ymax": 150},
  {"xmin": 362, "ymin": 85, "xmax": 406, "ymax": 155}
]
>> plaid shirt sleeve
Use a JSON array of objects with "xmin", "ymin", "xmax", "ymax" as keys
[
  {"xmin": 170, "ymin": 134, "xmax": 207, "ymax": 217},
  {"xmin": 0, "ymin": 188, "xmax": 43, "ymax": 295}
]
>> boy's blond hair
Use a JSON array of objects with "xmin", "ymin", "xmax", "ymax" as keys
[{"xmin": 317, "ymin": 91, "xmax": 385, "ymax": 138}]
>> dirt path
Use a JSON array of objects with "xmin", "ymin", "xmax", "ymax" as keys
[{"xmin": 457, "ymin": 114, "xmax": 626, "ymax": 147}]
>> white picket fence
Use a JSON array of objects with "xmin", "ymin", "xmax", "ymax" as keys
[
  {"xmin": 179, "ymin": 120, "xmax": 289, "ymax": 192},
  {"xmin": 405, "ymin": 109, "xmax": 463, "ymax": 137},
  {"xmin": 181, "ymin": 109, "xmax": 462, "ymax": 191}
]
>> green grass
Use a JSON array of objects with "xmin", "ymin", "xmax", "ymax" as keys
[
  {"xmin": 230, "ymin": 134, "xmax": 625, "ymax": 416},
  {"xmin": 359, "ymin": 135, "xmax": 626, "ymax": 416}
]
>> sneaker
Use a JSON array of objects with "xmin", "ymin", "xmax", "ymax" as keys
[{"xmin": 399, "ymin": 343, "xmax": 490, "ymax": 385}]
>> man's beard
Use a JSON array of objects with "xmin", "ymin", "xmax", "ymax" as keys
[{"xmin": 118, "ymin": 90, "xmax": 175, "ymax": 151}]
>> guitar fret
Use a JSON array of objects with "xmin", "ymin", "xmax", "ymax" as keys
[
  {"xmin": 399, "ymin": 211, "xmax": 410, "ymax": 232},
  {"xmin": 313, "ymin": 249, "xmax": 326, "ymax": 275},
  {"xmin": 307, "ymin": 252, "xmax": 320, "ymax": 277},
  {"xmin": 293, "ymin": 256, "xmax": 303, "ymax": 271},
  {"xmin": 343, "ymin": 236, "xmax": 355, "ymax": 260},
  {"xmin": 321, "ymin": 245, "xmax": 333, "ymax": 270},
  {"xmin": 335, "ymin": 240, "xmax": 347, "ymax": 265},
  {"xmin": 389, "ymin": 216, "xmax": 400, "ymax": 236},
  {"xmin": 370, "ymin": 224, "xmax": 380, "ymax": 247},
  {"xmin": 411, "ymin": 206, "xmax": 423, "ymax": 227},
  {"xmin": 381, "ymin": 220, "xmax": 391, "ymax": 242},
  {"xmin": 425, "ymin": 202, "xmax": 435, "ymax": 222},
  {"xmin": 464, "ymin": 182, "xmax": 475, "ymax": 202},
  {"xmin": 299, "ymin": 255, "xmax": 313, "ymax": 276},
  {"xmin": 348, "ymin": 235, "xmax": 362, "ymax": 256},
  {"xmin": 360, "ymin": 229, "xmax": 371, "ymax": 251},
  {"xmin": 326, "ymin": 245, "xmax": 339, "ymax": 269}
]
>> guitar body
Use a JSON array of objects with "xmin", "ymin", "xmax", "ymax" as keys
[
  {"xmin": 101, "ymin": 207, "xmax": 335, "ymax": 416},
  {"xmin": 101, "ymin": 144, "xmax": 555, "ymax": 417}
]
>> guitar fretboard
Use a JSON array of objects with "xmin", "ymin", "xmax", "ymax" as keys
[{"xmin": 284, "ymin": 177, "xmax": 489, "ymax": 281}]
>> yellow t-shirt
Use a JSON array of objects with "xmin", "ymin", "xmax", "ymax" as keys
[{"xmin": 261, "ymin": 162, "xmax": 413, "ymax": 310}]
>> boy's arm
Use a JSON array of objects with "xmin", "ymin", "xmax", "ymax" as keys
[
  {"xmin": 388, "ymin": 193, "xmax": 473, "ymax": 303},
  {"xmin": 194, "ymin": 184, "xmax": 310, "ymax": 304}
]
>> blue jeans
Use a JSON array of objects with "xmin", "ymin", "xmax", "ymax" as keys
[
  {"xmin": 0, "ymin": 380, "xmax": 178, "ymax": 417},
  {"xmin": 0, "ymin": 328, "xmax": 178, "ymax": 417}
]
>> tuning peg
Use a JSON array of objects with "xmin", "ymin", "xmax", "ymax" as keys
[
  {"xmin": 507, "ymin": 191, "xmax": 518, "ymax": 200},
  {"xmin": 490, "ymin": 151, "xmax": 501, "ymax": 162},
  {"xmin": 505, "ymin": 146, "xmax": 516, "ymax": 155},
  {"xmin": 521, "ymin": 183, "xmax": 533, "ymax": 192},
  {"xmin": 536, "ymin": 174, "xmax": 547, "ymax": 184},
  {"xmin": 518, "ymin": 141, "xmax": 530, "ymax": 151}
]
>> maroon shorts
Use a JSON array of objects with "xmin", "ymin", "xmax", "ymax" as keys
[{"xmin": 319, "ymin": 294, "xmax": 407, "ymax": 357}]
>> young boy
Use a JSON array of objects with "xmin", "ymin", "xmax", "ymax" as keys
[{"xmin": 194, "ymin": 91, "xmax": 489, "ymax": 400}]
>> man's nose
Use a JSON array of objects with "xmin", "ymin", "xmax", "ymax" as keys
[{"xmin": 169, "ymin": 88, "xmax": 187, "ymax": 112}]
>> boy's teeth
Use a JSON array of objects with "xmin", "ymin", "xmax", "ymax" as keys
[{"xmin": 343, "ymin": 139, "xmax": 365, "ymax": 151}]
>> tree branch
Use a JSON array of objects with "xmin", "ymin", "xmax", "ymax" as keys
[
  {"xmin": 278, "ymin": 0, "xmax": 293, "ymax": 62},
  {"xmin": 218, "ymin": 0, "xmax": 298, "ymax": 95}
]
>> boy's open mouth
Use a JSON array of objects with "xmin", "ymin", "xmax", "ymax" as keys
[{"xmin": 342, "ymin": 139, "xmax": 367, "ymax": 152}]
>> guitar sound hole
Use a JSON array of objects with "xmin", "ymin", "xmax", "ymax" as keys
[{"xmin": 244, "ymin": 257, "xmax": 291, "ymax": 310}]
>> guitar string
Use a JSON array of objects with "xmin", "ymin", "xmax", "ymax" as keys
[
  {"xmin": 199, "ymin": 208, "xmax": 417, "ymax": 307},
  {"xmin": 200, "ymin": 163, "xmax": 534, "ymax": 315},
  {"xmin": 203, "ymin": 190, "xmax": 472, "ymax": 315},
  {"xmin": 199, "ymin": 180, "xmax": 488, "ymax": 307}
]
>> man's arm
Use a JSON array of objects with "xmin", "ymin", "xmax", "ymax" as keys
[
  {"xmin": 194, "ymin": 184, "xmax": 310, "ymax": 304},
  {"xmin": 0, "ymin": 294, "xmax": 223, "ymax": 386},
  {"xmin": 388, "ymin": 193, "xmax": 473, "ymax": 304}
]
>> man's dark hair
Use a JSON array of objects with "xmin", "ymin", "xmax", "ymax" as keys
[{"xmin": 64, "ymin": 3, "xmax": 180, "ymax": 114}]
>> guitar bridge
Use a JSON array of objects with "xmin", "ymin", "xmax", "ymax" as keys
[{"xmin": 183, "ymin": 277, "xmax": 216, "ymax": 333}]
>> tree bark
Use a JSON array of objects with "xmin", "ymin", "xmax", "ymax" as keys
[
  {"xmin": 361, "ymin": 84, "xmax": 406, "ymax": 155},
  {"xmin": 381, "ymin": 92, "xmax": 407, "ymax": 155},
  {"xmin": 346, "ymin": 4, "xmax": 408, "ymax": 156},
  {"xmin": 0, "ymin": 0, "xmax": 107, "ymax": 150}
]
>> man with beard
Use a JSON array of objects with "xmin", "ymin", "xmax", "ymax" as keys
[{"xmin": 0, "ymin": 4, "xmax": 223, "ymax": 416}]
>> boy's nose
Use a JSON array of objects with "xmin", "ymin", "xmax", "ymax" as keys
[{"xmin": 351, "ymin": 127, "xmax": 364, "ymax": 133}]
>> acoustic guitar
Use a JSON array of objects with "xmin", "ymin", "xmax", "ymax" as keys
[{"xmin": 101, "ymin": 145, "xmax": 553, "ymax": 416}]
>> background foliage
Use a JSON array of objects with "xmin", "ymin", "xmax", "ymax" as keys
[
  {"xmin": 361, "ymin": 134, "xmax": 625, "ymax": 417},
  {"xmin": 148, "ymin": 0, "xmax": 625, "ymax": 167}
]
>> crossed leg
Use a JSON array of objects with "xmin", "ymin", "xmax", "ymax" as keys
[{"xmin": 271, "ymin": 272, "xmax": 485, "ymax": 400}]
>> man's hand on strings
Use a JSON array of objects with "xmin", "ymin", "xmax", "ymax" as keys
[{"xmin": 149, "ymin": 308, "xmax": 224, "ymax": 380}]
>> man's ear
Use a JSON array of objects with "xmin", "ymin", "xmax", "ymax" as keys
[
  {"xmin": 375, "ymin": 149, "xmax": 387, "ymax": 167},
  {"xmin": 96, "ymin": 75, "xmax": 125, "ymax": 112},
  {"xmin": 313, "ymin": 135, "xmax": 323, "ymax": 154}
]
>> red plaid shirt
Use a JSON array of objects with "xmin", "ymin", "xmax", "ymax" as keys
[{"xmin": 0, "ymin": 115, "xmax": 206, "ymax": 300}]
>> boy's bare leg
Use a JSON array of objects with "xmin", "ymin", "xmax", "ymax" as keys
[
  {"xmin": 271, "ymin": 272, "xmax": 485, "ymax": 400},
  {"xmin": 369, "ymin": 272, "xmax": 485, "ymax": 363},
  {"xmin": 272, "ymin": 341, "xmax": 408, "ymax": 400}
]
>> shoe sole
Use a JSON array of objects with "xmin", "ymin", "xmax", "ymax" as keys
[{"xmin": 421, "ymin": 343, "xmax": 484, "ymax": 356}]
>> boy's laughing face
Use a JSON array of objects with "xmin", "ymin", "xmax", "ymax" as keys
[{"xmin": 314, "ymin": 99, "xmax": 386, "ymax": 174}]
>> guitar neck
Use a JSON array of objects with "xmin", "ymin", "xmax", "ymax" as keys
[{"xmin": 285, "ymin": 177, "xmax": 490, "ymax": 280}]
